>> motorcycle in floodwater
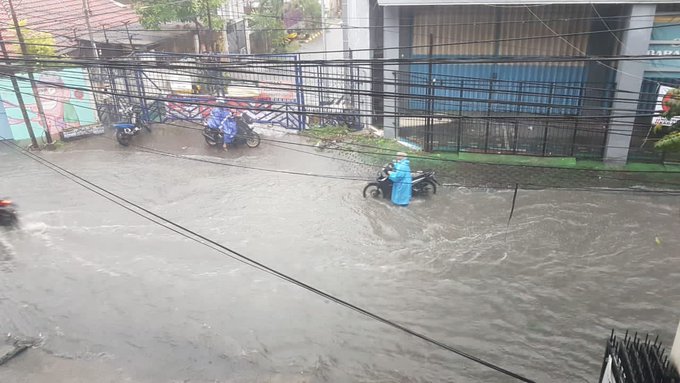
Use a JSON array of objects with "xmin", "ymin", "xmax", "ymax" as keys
[
  {"xmin": 114, "ymin": 108, "xmax": 150, "ymax": 146},
  {"xmin": 202, "ymin": 110, "xmax": 261, "ymax": 149},
  {"xmin": 363, "ymin": 162, "xmax": 439, "ymax": 199},
  {"xmin": 0, "ymin": 199, "xmax": 18, "ymax": 228}
]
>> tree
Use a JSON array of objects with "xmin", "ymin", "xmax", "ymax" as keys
[
  {"xmin": 293, "ymin": 0, "xmax": 321, "ymax": 30},
  {"xmin": 16, "ymin": 20, "xmax": 57, "ymax": 58},
  {"xmin": 654, "ymin": 88, "xmax": 680, "ymax": 152},
  {"xmin": 248, "ymin": 0, "xmax": 289, "ymax": 53},
  {"xmin": 134, "ymin": 0, "xmax": 224, "ymax": 51}
]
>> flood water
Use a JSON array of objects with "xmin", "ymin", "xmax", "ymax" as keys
[{"xmin": 1, "ymin": 129, "xmax": 679, "ymax": 383}]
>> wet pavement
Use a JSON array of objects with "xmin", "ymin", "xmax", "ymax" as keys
[{"xmin": 1, "ymin": 126, "xmax": 679, "ymax": 383}]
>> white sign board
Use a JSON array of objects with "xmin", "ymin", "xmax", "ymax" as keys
[
  {"xmin": 600, "ymin": 356, "xmax": 617, "ymax": 383},
  {"xmin": 651, "ymin": 85, "xmax": 680, "ymax": 127},
  {"xmin": 671, "ymin": 320, "xmax": 680, "ymax": 377}
]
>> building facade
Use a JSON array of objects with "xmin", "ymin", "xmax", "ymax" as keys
[{"xmin": 343, "ymin": 0, "xmax": 680, "ymax": 163}]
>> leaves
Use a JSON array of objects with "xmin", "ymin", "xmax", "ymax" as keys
[
  {"xmin": 655, "ymin": 87, "xmax": 680, "ymax": 153},
  {"xmin": 292, "ymin": 0, "xmax": 322, "ymax": 29},
  {"xmin": 654, "ymin": 130, "xmax": 680, "ymax": 151},
  {"xmin": 15, "ymin": 20, "xmax": 57, "ymax": 59},
  {"xmin": 134, "ymin": 0, "xmax": 223, "ymax": 30},
  {"xmin": 248, "ymin": 0, "xmax": 289, "ymax": 53}
]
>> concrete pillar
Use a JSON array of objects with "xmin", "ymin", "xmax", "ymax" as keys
[
  {"xmin": 383, "ymin": 6, "xmax": 400, "ymax": 139},
  {"xmin": 343, "ymin": 0, "xmax": 372, "ymax": 126},
  {"xmin": 603, "ymin": 4, "xmax": 656, "ymax": 164}
]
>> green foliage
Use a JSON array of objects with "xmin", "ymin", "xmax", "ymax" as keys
[
  {"xmin": 654, "ymin": 87, "xmax": 680, "ymax": 152},
  {"xmin": 249, "ymin": 0, "xmax": 289, "ymax": 53},
  {"xmin": 17, "ymin": 20, "xmax": 57, "ymax": 58},
  {"xmin": 134, "ymin": 0, "xmax": 224, "ymax": 30},
  {"xmin": 293, "ymin": 0, "xmax": 321, "ymax": 29},
  {"xmin": 302, "ymin": 125, "xmax": 350, "ymax": 140}
]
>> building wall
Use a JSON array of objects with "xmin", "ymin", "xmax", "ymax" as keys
[
  {"xmin": 403, "ymin": 5, "xmax": 615, "ymax": 115},
  {"xmin": 343, "ymin": 0, "xmax": 374, "ymax": 125},
  {"xmin": 0, "ymin": 68, "xmax": 99, "ymax": 141},
  {"xmin": 628, "ymin": 7, "xmax": 680, "ymax": 162}
]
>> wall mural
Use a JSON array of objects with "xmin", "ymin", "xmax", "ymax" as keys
[{"xmin": 0, "ymin": 67, "xmax": 99, "ymax": 141}]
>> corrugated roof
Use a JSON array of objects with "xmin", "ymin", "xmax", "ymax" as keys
[
  {"xmin": 0, "ymin": 0, "xmax": 139, "ymax": 54},
  {"xmin": 87, "ymin": 22, "xmax": 192, "ymax": 46}
]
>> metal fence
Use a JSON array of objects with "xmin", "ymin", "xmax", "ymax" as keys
[
  {"xmin": 88, "ymin": 52, "xmax": 373, "ymax": 131},
  {"xmin": 598, "ymin": 330, "xmax": 680, "ymax": 383},
  {"xmin": 397, "ymin": 113, "xmax": 610, "ymax": 158},
  {"xmin": 397, "ymin": 72, "xmax": 616, "ymax": 158}
]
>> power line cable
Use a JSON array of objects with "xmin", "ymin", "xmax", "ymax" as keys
[
  {"xmin": 4, "ymin": 82, "xmax": 678, "ymax": 194},
  {"xmin": 0, "ymin": 137, "xmax": 537, "ymax": 383},
  {"xmin": 4, "ymin": 17, "xmax": 680, "ymax": 59},
  {"xmin": 0, "ymin": 69, "xmax": 671, "ymax": 128},
  {"xmin": 0, "ymin": 74, "xmax": 667, "ymax": 158}
]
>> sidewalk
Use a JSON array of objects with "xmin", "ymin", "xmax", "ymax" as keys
[{"xmin": 309, "ymin": 127, "xmax": 680, "ymax": 190}]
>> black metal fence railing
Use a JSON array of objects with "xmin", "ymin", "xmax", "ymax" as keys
[
  {"xmin": 397, "ymin": 113, "xmax": 610, "ymax": 158},
  {"xmin": 598, "ymin": 330, "xmax": 680, "ymax": 383},
  {"xmin": 397, "ymin": 74, "xmax": 618, "ymax": 158}
]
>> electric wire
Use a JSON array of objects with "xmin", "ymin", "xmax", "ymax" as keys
[
  {"xmin": 0, "ymin": 137, "xmax": 537, "ymax": 383},
  {"xmin": 2, "ymin": 79, "xmax": 678, "ymax": 180}
]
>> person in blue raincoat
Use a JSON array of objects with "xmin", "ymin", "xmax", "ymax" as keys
[
  {"xmin": 208, "ymin": 107, "xmax": 237, "ymax": 150},
  {"xmin": 388, "ymin": 152, "xmax": 412, "ymax": 206}
]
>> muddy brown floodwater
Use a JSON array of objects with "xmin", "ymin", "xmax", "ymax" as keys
[{"xmin": 1, "ymin": 128, "xmax": 679, "ymax": 383}]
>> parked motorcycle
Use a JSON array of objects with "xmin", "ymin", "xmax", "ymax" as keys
[
  {"xmin": 363, "ymin": 163, "xmax": 439, "ymax": 199},
  {"xmin": 0, "ymin": 199, "xmax": 18, "ymax": 228},
  {"xmin": 114, "ymin": 108, "xmax": 150, "ymax": 146},
  {"xmin": 202, "ymin": 110, "xmax": 261, "ymax": 149}
]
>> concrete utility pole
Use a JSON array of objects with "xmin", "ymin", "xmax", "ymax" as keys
[
  {"xmin": 81, "ymin": 0, "xmax": 99, "ymax": 59},
  {"xmin": 320, "ymin": 0, "xmax": 327, "ymax": 60},
  {"xmin": 205, "ymin": 0, "xmax": 213, "ymax": 51},
  {"xmin": 7, "ymin": 0, "xmax": 52, "ymax": 145},
  {"xmin": 0, "ymin": 29, "xmax": 39, "ymax": 148}
]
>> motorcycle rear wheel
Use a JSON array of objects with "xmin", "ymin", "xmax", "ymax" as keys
[
  {"xmin": 363, "ymin": 183, "xmax": 382, "ymax": 199},
  {"xmin": 116, "ymin": 130, "xmax": 131, "ymax": 146},
  {"xmin": 417, "ymin": 180, "xmax": 437, "ymax": 195},
  {"xmin": 204, "ymin": 131, "xmax": 219, "ymax": 147},
  {"xmin": 246, "ymin": 132, "xmax": 261, "ymax": 148}
]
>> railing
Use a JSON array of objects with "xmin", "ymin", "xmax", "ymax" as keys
[{"xmin": 598, "ymin": 330, "xmax": 680, "ymax": 383}]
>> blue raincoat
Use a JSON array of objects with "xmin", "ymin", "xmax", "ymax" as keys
[
  {"xmin": 388, "ymin": 158, "xmax": 412, "ymax": 206},
  {"xmin": 208, "ymin": 107, "xmax": 237, "ymax": 144}
]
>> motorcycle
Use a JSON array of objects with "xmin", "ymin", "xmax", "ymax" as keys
[
  {"xmin": 114, "ymin": 108, "xmax": 150, "ymax": 146},
  {"xmin": 202, "ymin": 110, "xmax": 261, "ymax": 149},
  {"xmin": 363, "ymin": 162, "xmax": 439, "ymax": 199},
  {"xmin": 0, "ymin": 199, "xmax": 18, "ymax": 228}
]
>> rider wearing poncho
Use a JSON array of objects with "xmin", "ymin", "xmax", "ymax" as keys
[
  {"xmin": 388, "ymin": 152, "xmax": 412, "ymax": 206},
  {"xmin": 208, "ymin": 107, "xmax": 237, "ymax": 149}
]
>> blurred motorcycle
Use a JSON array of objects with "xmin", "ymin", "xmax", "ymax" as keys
[{"xmin": 0, "ymin": 199, "xmax": 18, "ymax": 228}]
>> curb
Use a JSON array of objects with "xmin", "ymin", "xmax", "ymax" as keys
[{"xmin": 302, "ymin": 31, "xmax": 323, "ymax": 44}]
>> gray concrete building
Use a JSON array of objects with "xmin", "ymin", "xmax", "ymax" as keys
[{"xmin": 343, "ymin": 0, "xmax": 680, "ymax": 163}]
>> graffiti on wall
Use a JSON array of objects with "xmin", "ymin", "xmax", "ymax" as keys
[{"xmin": 0, "ymin": 67, "xmax": 99, "ymax": 141}]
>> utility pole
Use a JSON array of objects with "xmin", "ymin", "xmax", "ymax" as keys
[
  {"xmin": 320, "ymin": 0, "xmax": 327, "ymax": 60},
  {"xmin": 7, "ymin": 0, "xmax": 52, "ymax": 145},
  {"xmin": 205, "ymin": 0, "xmax": 213, "ymax": 51},
  {"xmin": 81, "ymin": 0, "xmax": 99, "ymax": 59},
  {"xmin": 0, "ymin": 29, "xmax": 39, "ymax": 148}
]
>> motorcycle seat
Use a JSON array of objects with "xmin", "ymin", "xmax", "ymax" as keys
[
  {"xmin": 113, "ymin": 123, "xmax": 135, "ymax": 129},
  {"xmin": 412, "ymin": 171, "xmax": 433, "ymax": 180}
]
